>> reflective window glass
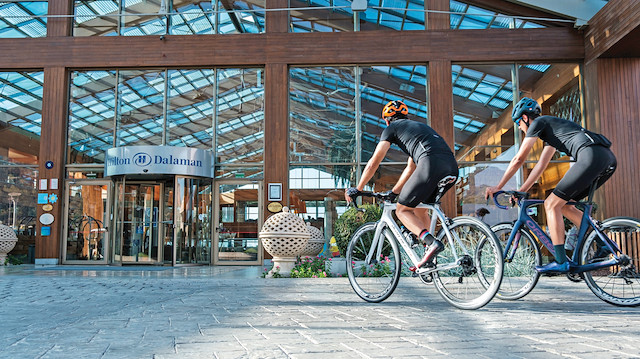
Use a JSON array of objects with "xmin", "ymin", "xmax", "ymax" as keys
[
  {"xmin": 68, "ymin": 70, "xmax": 117, "ymax": 164},
  {"xmin": 290, "ymin": 0, "xmax": 425, "ymax": 32},
  {"xmin": 116, "ymin": 69, "xmax": 165, "ymax": 146},
  {"xmin": 215, "ymin": 68, "xmax": 264, "ymax": 164},
  {"xmin": 167, "ymin": 69, "xmax": 214, "ymax": 149},
  {"xmin": 0, "ymin": 71, "xmax": 42, "ymax": 165},
  {"xmin": 290, "ymin": 66, "xmax": 356, "ymax": 164},
  {"xmin": 360, "ymin": 65, "xmax": 427, "ymax": 163},
  {"xmin": 0, "ymin": 1, "xmax": 47, "ymax": 38},
  {"xmin": 73, "ymin": 0, "xmax": 265, "ymax": 36}
]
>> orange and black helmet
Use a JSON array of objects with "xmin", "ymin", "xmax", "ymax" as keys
[{"xmin": 382, "ymin": 100, "xmax": 409, "ymax": 125}]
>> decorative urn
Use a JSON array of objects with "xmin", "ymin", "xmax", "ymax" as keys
[
  {"xmin": 300, "ymin": 223, "xmax": 325, "ymax": 258},
  {"xmin": 0, "ymin": 224, "xmax": 18, "ymax": 265},
  {"xmin": 259, "ymin": 207, "xmax": 310, "ymax": 276}
]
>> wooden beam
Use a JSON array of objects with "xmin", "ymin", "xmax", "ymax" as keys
[
  {"xmin": 0, "ymin": 28, "xmax": 584, "ymax": 68},
  {"xmin": 585, "ymin": 0, "xmax": 640, "ymax": 62}
]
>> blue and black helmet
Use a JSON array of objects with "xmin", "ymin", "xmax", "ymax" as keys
[{"xmin": 512, "ymin": 97, "xmax": 541, "ymax": 124}]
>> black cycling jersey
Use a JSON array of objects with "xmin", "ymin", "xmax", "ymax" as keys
[
  {"xmin": 380, "ymin": 119, "xmax": 453, "ymax": 162},
  {"xmin": 525, "ymin": 116, "xmax": 608, "ymax": 158}
]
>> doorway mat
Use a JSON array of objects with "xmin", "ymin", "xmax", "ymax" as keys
[{"xmin": 30, "ymin": 266, "xmax": 171, "ymax": 271}]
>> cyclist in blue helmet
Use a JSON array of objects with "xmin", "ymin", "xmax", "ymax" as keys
[{"xmin": 485, "ymin": 97, "xmax": 617, "ymax": 273}]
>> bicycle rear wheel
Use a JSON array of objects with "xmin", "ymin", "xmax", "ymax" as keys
[
  {"xmin": 579, "ymin": 217, "xmax": 640, "ymax": 307},
  {"xmin": 492, "ymin": 223, "xmax": 541, "ymax": 300},
  {"xmin": 346, "ymin": 222, "xmax": 401, "ymax": 303},
  {"xmin": 432, "ymin": 217, "xmax": 503, "ymax": 310}
]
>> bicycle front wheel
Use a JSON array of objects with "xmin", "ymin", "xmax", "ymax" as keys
[
  {"xmin": 579, "ymin": 217, "xmax": 640, "ymax": 307},
  {"xmin": 432, "ymin": 217, "xmax": 503, "ymax": 310},
  {"xmin": 492, "ymin": 223, "xmax": 541, "ymax": 300},
  {"xmin": 346, "ymin": 222, "xmax": 401, "ymax": 303}
]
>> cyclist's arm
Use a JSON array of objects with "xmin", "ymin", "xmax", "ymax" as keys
[
  {"xmin": 355, "ymin": 141, "xmax": 390, "ymax": 190},
  {"xmin": 519, "ymin": 145, "xmax": 556, "ymax": 192},
  {"xmin": 391, "ymin": 157, "xmax": 416, "ymax": 193},
  {"xmin": 486, "ymin": 137, "xmax": 537, "ymax": 197}
]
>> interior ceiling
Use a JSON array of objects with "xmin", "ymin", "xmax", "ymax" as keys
[{"xmin": 1, "ymin": 0, "xmax": 589, "ymax": 170}]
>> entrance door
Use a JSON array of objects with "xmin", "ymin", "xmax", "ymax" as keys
[
  {"xmin": 174, "ymin": 176, "xmax": 212, "ymax": 265},
  {"xmin": 63, "ymin": 180, "xmax": 111, "ymax": 264},
  {"xmin": 113, "ymin": 181, "xmax": 162, "ymax": 264},
  {"xmin": 213, "ymin": 181, "xmax": 262, "ymax": 265}
]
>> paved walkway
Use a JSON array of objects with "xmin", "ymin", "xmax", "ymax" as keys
[{"xmin": 1, "ymin": 265, "xmax": 639, "ymax": 359}]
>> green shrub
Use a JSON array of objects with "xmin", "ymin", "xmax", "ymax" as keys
[
  {"xmin": 291, "ymin": 256, "xmax": 331, "ymax": 278},
  {"xmin": 334, "ymin": 204, "xmax": 382, "ymax": 256}
]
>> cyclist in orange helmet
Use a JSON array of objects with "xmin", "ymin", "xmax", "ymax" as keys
[{"xmin": 346, "ymin": 100, "xmax": 459, "ymax": 270}]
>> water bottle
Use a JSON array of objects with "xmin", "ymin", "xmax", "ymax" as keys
[
  {"xmin": 401, "ymin": 226, "xmax": 418, "ymax": 248},
  {"xmin": 565, "ymin": 226, "xmax": 578, "ymax": 251}
]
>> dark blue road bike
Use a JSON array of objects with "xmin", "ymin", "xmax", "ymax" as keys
[{"xmin": 490, "ymin": 186, "xmax": 640, "ymax": 306}]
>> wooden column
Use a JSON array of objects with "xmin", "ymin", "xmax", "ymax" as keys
[
  {"xmin": 264, "ymin": 0, "xmax": 289, "ymax": 214},
  {"xmin": 587, "ymin": 58, "xmax": 640, "ymax": 220},
  {"xmin": 428, "ymin": 60, "xmax": 456, "ymax": 216},
  {"xmin": 427, "ymin": 0, "xmax": 455, "ymax": 215},
  {"xmin": 36, "ymin": 67, "xmax": 69, "ymax": 262},
  {"xmin": 47, "ymin": 0, "xmax": 73, "ymax": 37}
]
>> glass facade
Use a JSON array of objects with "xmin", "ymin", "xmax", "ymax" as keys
[
  {"xmin": 0, "ymin": 1, "xmax": 47, "ymax": 38},
  {"xmin": 0, "ymin": 71, "xmax": 40, "ymax": 257},
  {"xmin": 73, "ymin": 0, "xmax": 265, "ymax": 36}
]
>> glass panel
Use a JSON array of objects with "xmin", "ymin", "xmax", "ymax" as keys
[
  {"xmin": 516, "ymin": 63, "xmax": 582, "ymax": 197},
  {"xmin": 453, "ymin": 64, "xmax": 513, "ymax": 162},
  {"xmin": 167, "ymin": 69, "xmax": 214, "ymax": 149},
  {"xmin": 290, "ymin": 0, "xmax": 425, "ymax": 32},
  {"xmin": 65, "ymin": 183, "xmax": 109, "ymax": 262},
  {"xmin": 216, "ymin": 68, "xmax": 264, "ymax": 164},
  {"xmin": 175, "ymin": 177, "xmax": 211, "ymax": 264},
  {"xmin": 0, "ymin": 167, "xmax": 37, "ymax": 259},
  {"xmin": 217, "ymin": 182, "xmax": 259, "ymax": 262},
  {"xmin": 73, "ymin": 0, "xmax": 265, "ymax": 36},
  {"xmin": 450, "ymin": 0, "xmax": 546, "ymax": 30},
  {"xmin": 214, "ymin": 165, "xmax": 262, "ymax": 179},
  {"xmin": 73, "ymin": 0, "xmax": 119, "ymax": 36},
  {"xmin": 118, "ymin": 184, "xmax": 160, "ymax": 263},
  {"xmin": 456, "ymin": 162, "xmax": 518, "ymax": 226},
  {"xmin": 360, "ymin": 64, "xmax": 428, "ymax": 163},
  {"xmin": 207, "ymin": 0, "xmax": 265, "ymax": 34},
  {"xmin": 162, "ymin": 181, "xmax": 173, "ymax": 263},
  {"xmin": 289, "ymin": 164, "xmax": 355, "ymax": 242},
  {"xmin": 290, "ymin": 66, "xmax": 356, "ymax": 163},
  {"xmin": 0, "ymin": 1, "xmax": 48, "ymax": 38},
  {"xmin": 68, "ymin": 70, "xmax": 117, "ymax": 164},
  {"xmin": 0, "ymin": 71, "xmax": 43, "ymax": 166},
  {"xmin": 123, "ymin": 0, "xmax": 165, "ymax": 36},
  {"xmin": 116, "ymin": 70, "xmax": 165, "ymax": 147}
]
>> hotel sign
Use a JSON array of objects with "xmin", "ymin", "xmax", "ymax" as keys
[{"xmin": 105, "ymin": 146, "xmax": 212, "ymax": 177}]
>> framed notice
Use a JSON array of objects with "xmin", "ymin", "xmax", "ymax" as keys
[{"xmin": 268, "ymin": 183, "xmax": 282, "ymax": 201}]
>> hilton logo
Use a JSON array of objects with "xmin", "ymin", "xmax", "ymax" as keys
[{"xmin": 133, "ymin": 152, "xmax": 152, "ymax": 167}]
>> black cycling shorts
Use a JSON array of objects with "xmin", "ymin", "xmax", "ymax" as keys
[
  {"xmin": 397, "ymin": 153, "xmax": 459, "ymax": 208},
  {"xmin": 553, "ymin": 145, "xmax": 617, "ymax": 201}
]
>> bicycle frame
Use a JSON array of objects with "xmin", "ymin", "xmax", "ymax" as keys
[
  {"xmin": 502, "ymin": 197, "xmax": 621, "ymax": 273},
  {"xmin": 368, "ymin": 201, "xmax": 469, "ymax": 274}
]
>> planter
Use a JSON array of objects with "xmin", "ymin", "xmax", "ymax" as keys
[
  {"xmin": 300, "ymin": 223, "xmax": 325, "ymax": 258},
  {"xmin": 0, "ymin": 224, "xmax": 18, "ymax": 265},
  {"xmin": 259, "ymin": 207, "xmax": 310, "ymax": 277}
]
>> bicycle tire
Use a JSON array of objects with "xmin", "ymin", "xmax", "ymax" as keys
[
  {"xmin": 579, "ymin": 217, "xmax": 640, "ymax": 307},
  {"xmin": 491, "ymin": 223, "xmax": 541, "ymax": 300},
  {"xmin": 432, "ymin": 216, "xmax": 503, "ymax": 310},
  {"xmin": 346, "ymin": 222, "xmax": 401, "ymax": 303}
]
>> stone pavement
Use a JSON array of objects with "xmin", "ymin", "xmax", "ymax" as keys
[{"xmin": 1, "ymin": 265, "xmax": 639, "ymax": 359}]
